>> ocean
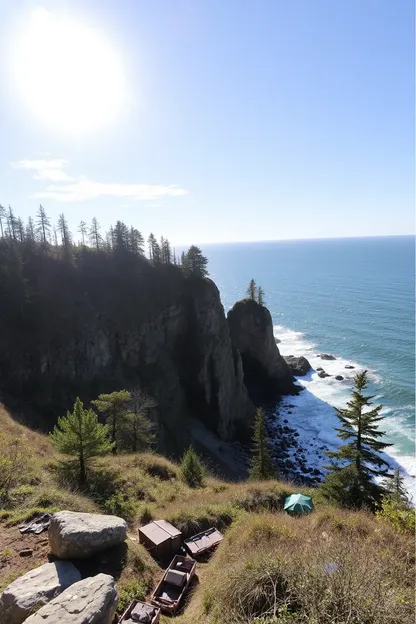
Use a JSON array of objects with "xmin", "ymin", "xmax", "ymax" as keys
[{"xmin": 202, "ymin": 236, "xmax": 415, "ymax": 498}]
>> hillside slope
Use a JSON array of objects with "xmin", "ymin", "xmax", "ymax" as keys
[{"xmin": 0, "ymin": 406, "xmax": 414, "ymax": 623}]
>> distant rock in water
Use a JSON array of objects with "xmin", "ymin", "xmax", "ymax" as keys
[
  {"xmin": 284, "ymin": 355, "xmax": 312, "ymax": 376},
  {"xmin": 335, "ymin": 375, "xmax": 344, "ymax": 381},
  {"xmin": 318, "ymin": 353, "xmax": 336, "ymax": 360},
  {"xmin": 345, "ymin": 364, "xmax": 355, "ymax": 369},
  {"xmin": 227, "ymin": 299, "xmax": 295, "ymax": 400},
  {"xmin": 318, "ymin": 370, "xmax": 331, "ymax": 378}
]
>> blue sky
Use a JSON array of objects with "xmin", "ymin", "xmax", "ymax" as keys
[{"xmin": 0, "ymin": 0, "xmax": 414, "ymax": 245}]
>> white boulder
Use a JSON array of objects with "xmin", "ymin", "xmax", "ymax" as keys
[
  {"xmin": 48, "ymin": 511, "xmax": 127, "ymax": 559},
  {"xmin": 25, "ymin": 573, "xmax": 117, "ymax": 624},
  {"xmin": 0, "ymin": 561, "xmax": 81, "ymax": 624}
]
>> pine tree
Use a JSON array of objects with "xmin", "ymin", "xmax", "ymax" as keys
[
  {"xmin": 49, "ymin": 397, "xmax": 113, "ymax": 486},
  {"xmin": 322, "ymin": 370, "xmax": 392, "ymax": 509},
  {"xmin": 382, "ymin": 467, "xmax": 408, "ymax": 505},
  {"xmin": 16, "ymin": 218, "xmax": 25, "ymax": 242},
  {"xmin": 247, "ymin": 279, "xmax": 257, "ymax": 300},
  {"xmin": 181, "ymin": 246, "xmax": 209, "ymax": 277},
  {"xmin": 6, "ymin": 206, "xmax": 18, "ymax": 240},
  {"xmin": 180, "ymin": 446, "xmax": 205, "ymax": 488},
  {"xmin": 36, "ymin": 205, "xmax": 51, "ymax": 245},
  {"xmin": 26, "ymin": 217, "xmax": 35, "ymax": 241},
  {"xmin": 249, "ymin": 408, "xmax": 278, "ymax": 481},
  {"xmin": 78, "ymin": 220, "xmax": 88, "ymax": 246},
  {"xmin": 113, "ymin": 221, "xmax": 129, "ymax": 252},
  {"xmin": 257, "ymin": 286, "xmax": 265, "ymax": 306},
  {"xmin": 121, "ymin": 388, "xmax": 156, "ymax": 452},
  {"xmin": 147, "ymin": 233, "xmax": 157, "ymax": 260},
  {"xmin": 129, "ymin": 227, "xmax": 145, "ymax": 255},
  {"xmin": 89, "ymin": 217, "xmax": 102, "ymax": 251},
  {"xmin": 0, "ymin": 205, "xmax": 6, "ymax": 237},
  {"xmin": 91, "ymin": 390, "xmax": 131, "ymax": 453},
  {"xmin": 161, "ymin": 237, "xmax": 172, "ymax": 264},
  {"xmin": 57, "ymin": 213, "xmax": 72, "ymax": 252}
]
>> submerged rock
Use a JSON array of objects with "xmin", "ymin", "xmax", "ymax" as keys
[
  {"xmin": 48, "ymin": 511, "xmax": 127, "ymax": 559},
  {"xmin": 25, "ymin": 574, "xmax": 117, "ymax": 624},
  {"xmin": 283, "ymin": 355, "xmax": 312, "ymax": 376},
  {"xmin": 345, "ymin": 364, "xmax": 355, "ymax": 369},
  {"xmin": 0, "ymin": 561, "xmax": 81, "ymax": 624},
  {"xmin": 318, "ymin": 353, "xmax": 336, "ymax": 360},
  {"xmin": 318, "ymin": 371, "xmax": 331, "ymax": 378},
  {"xmin": 335, "ymin": 375, "xmax": 344, "ymax": 381}
]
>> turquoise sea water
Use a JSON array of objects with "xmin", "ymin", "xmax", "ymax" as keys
[{"xmin": 202, "ymin": 236, "xmax": 415, "ymax": 491}]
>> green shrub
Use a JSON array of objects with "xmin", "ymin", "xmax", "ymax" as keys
[
  {"xmin": 180, "ymin": 446, "xmax": 205, "ymax": 488},
  {"xmin": 102, "ymin": 492, "xmax": 137, "ymax": 525},
  {"xmin": 116, "ymin": 579, "xmax": 146, "ymax": 615},
  {"xmin": 376, "ymin": 496, "xmax": 415, "ymax": 533}
]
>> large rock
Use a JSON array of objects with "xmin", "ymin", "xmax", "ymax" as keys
[
  {"xmin": 48, "ymin": 511, "xmax": 127, "ymax": 559},
  {"xmin": 318, "ymin": 353, "xmax": 336, "ymax": 361},
  {"xmin": 25, "ymin": 574, "xmax": 117, "ymax": 624},
  {"xmin": 0, "ymin": 562, "xmax": 80, "ymax": 624},
  {"xmin": 283, "ymin": 355, "xmax": 312, "ymax": 376},
  {"xmin": 227, "ymin": 299, "xmax": 295, "ymax": 399}
]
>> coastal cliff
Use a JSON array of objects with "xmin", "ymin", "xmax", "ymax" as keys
[
  {"xmin": 227, "ymin": 298, "xmax": 295, "ymax": 400},
  {"xmin": 0, "ymin": 250, "xmax": 254, "ymax": 448}
]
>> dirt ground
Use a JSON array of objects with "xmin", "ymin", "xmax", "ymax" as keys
[{"xmin": 0, "ymin": 523, "xmax": 51, "ymax": 591}]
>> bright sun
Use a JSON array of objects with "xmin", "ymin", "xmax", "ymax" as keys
[{"xmin": 12, "ymin": 8, "xmax": 126, "ymax": 134}]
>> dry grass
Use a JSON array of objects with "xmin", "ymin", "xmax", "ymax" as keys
[{"xmin": 175, "ymin": 511, "xmax": 414, "ymax": 624}]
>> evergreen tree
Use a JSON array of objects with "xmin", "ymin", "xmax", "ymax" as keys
[
  {"xmin": 52, "ymin": 226, "xmax": 59, "ymax": 247},
  {"xmin": 129, "ymin": 227, "xmax": 145, "ymax": 255},
  {"xmin": 382, "ymin": 467, "xmax": 408, "ymax": 505},
  {"xmin": 0, "ymin": 205, "xmax": 6, "ymax": 238},
  {"xmin": 249, "ymin": 408, "xmax": 278, "ymax": 480},
  {"xmin": 49, "ymin": 397, "xmax": 113, "ymax": 486},
  {"xmin": 26, "ymin": 217, "xmax": 36, "ymax": 241},
  {"xmin": 182, "ymin": 246, "xmax": 209, "ymax": 277},
  {"xmin": 113, "ymin": 220, "xmax": 130, "ymax": 252},
  {"xmin": 57, "ymin": 213, "xmax": 72, "ymax": 252},
  {"xmin": 247, "ymin": 279, "xmax": 257, "ymax": 300},
  {"xmin": 36, "ymin": 205, "xmax": 51, "ymax": 245},
  {"xmin": 180, "ymin": 446, "xmax": 205, "ymax": 488},
  {"xmin": 89, "ymin": 217, "xmax": 102, "ymax": 251},
  {"xmin": 147, "ymin": 233, "xmax": 157, "ymax": 260},
  {"xmin": 161, "ymin": 237, "xmax": 172, "ymax": 264},
  {"xmin": 78, "ymin": 220, "xmax": 88, "ymax": 246},
  {"xmin": 16, "ymin": 218, "xmax": 25, "ymax": 242},
  {"xmin": 6, "ymin": 206, "xmax": 18, "ymax": 240},
  {"xmin": 91, "ymin": 390, "xmax": 131, "ymax": 453},
  {"xmin": 121, "ymin": 388, "xmax": 156, "ymax": 452},
  {"xmin": 322, "ymin": 370, "xmax": 392, "ymax": 509},
  {"xmin": 257, "ymin": 286, "xmax": 265, "ymax": 306}
]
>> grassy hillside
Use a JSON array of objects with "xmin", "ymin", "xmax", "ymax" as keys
[{"xmin": 0, "ymin": 404, "xmax": 414, "ymax": 623}]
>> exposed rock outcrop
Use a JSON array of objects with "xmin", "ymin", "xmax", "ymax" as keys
[
  {"xmin": 318, "ymin": 353, "xmax": 336, "ymax": 361},
  {"xmin": 284, "ymin": 355, "xmax": 312, "ymax": 376},
  {"xmin": 0, "ymin": 562, "xmax": 81, "ymax": 624},
  {"xmin": 227, "ymin": 299, "xmax": 294, "ymax": 400},
  {"xmin": 48, "ymin": 511, "xmax": 127, "ymax": 559},
  {"xmin": 318, "ymin": 371, "xmax": 331, "ymax": 378},
  {"xmin": 25, "ymin": 574, "xmax": 117, "ymax": 624}
]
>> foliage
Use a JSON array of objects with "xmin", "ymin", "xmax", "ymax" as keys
[
  {"xmin": 0, "ymin": 434, "xmax": 33, "ymax": 507},
  {"xmin": 181, "ymin": 245, "xmax": 209, "ymax": 277},
  {"xmin": 322, "ymin": 370, "xmax": 391, "ymax": 509},
  {"xmin": 257, "ymin": 286, "xmax": 265, "ymax": 306},
  {"xmin": 50, "ymin": 397, "xmax": 113, "ymax": 485},
  {"xmin": 102, "ymin": 492, "xmax": 138, "ymax": 525},
  {"xmin": 249, "ymin": 409, "xmax": 278, "ymax": 481},
  {"xmin": 382, "ymin": 467, "xmax": 409, "ymax": 505},
  {"xmin": 247, "ymin": 278, "xmax": 257, "ymax": 299},
  {"xmin": 116, "ymin": 578, "xmax": 147, "ymax": 615},
  {"xmin": 180, "ymin": 446, "xmax": 205, "ymax": 488},
  {"xmin": 120, "ymin": 388, "xmax": 156, "ymax": 452},
  {"xmin": 376, "ymin": 495, "xmax": 415, "ymax": 534},
  {"xmin": 92, "ymin": 390, "xmax": 131, "ymax": 452}
]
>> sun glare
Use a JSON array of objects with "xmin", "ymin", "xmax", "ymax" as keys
[{"xmin": 12, "ymin": 8, "xmax": 126, "ymax": 134}]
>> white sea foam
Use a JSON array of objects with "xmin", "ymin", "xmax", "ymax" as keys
[{"xmin": 274, "ymin": 324, "xmax": 416, "ymax": 503}]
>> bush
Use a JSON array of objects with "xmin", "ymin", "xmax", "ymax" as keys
[
  {"xmin": 0, "ymin": 434, "xmax": 34, "ymax": 507},
  {"xmin": 180, "ymin": 447, "xmax": 205, "ymax": 488},
  {"xmin": 116, "ymin": 579, "xmax": 147, "ymax": 615},
  {"xmin": 376, "ymin": 496, "xmax": 415, "ymax": 534},
  {"xmin": 102, "ymin": 492, "xmax": 138, "ymax": 525}
]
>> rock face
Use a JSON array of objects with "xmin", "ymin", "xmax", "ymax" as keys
[
  {"xmin": 227, "ymin": 299, "xmax": 294, "ymax": 399},
  {"xmin": 284, "ymin": 355, "xmax": 312, "ymax": 376},
  {"xmin": 25, "ymin": 574, "xmax": 117, "ymax": 624},
  {"xmin": 1, "ymin": 274, "xmax": 254, "ymax": 447},
  {"xmin": 0, "ymin": 562, "xmax": 81, "ymax": 624},
  {"xmin": 48, "ymin": 511, "xmax": 127, "ymax": 559}
]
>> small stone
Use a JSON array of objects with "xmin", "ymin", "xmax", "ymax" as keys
[
  {"xmin": 345, "ymin": 365, "xmax": 355, "ymax": 369},
  {"xmin": 335, "ymin": 375, "xmax": 344, "ymax": 381}
]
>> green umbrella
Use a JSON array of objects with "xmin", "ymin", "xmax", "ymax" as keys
[{"xmin": 284, "ymin": 493, "xmax": 314, "ymax": 515}]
